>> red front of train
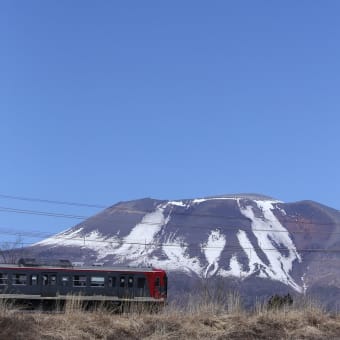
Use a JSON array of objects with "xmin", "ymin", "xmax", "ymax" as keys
[{"xmin": 145, "ymin": 269, "xmax": 167, "ymax": 299}]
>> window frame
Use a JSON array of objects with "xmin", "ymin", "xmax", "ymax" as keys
[
  {"xmin": 30, "ymin": 274, "xmax": 38, "ymax": 286},
  {"xmin": 137, "ymin": 277, "xmax": 145, "ymax": 289},
  {"xmin": 61, "ymin": 276, "xmax": 70, "ymax": 286},
  {"xmin": 73, "ymin": 275, "xmax": 87, "ymax": 287},
  {"xmin": 108, "ymin": 276, "xmax": 116, "ymax": 288},
  {"xmin": 12, "ymin": 273, "xmax": 27, "ymax": 285},
  {"xmin": 119, "ymin": 276, "xmax": 126, "ymax": 288},
  {"xmin": 50, "ymin": 274, "xmax": 57, "ymax": 286},
  {"xmin": 90, "ymin": 276, "xmax": 105, "ymax": 287},
  {"xmin": 128, "ymin": 276, "xmax": 134, "ymax": 288},
  {"xmin": 0, "ymin": 273, "xmax": 8, "ymax": 285}
]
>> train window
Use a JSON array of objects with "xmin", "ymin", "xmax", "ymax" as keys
[
  {"xmin": 128, "ymin": 276, "xmax": 134, "ymax": 288},
  {"xmin": 120, "ymin": 277, "xmax": 125, "ymax": 288},
  {"xmin": 90, "ymin": 276, "xmax": 105, "ymax": 287},
  {"xmin": 50, "ymin": 275, "xmax": 57, "ymax": 286},
  {"xmin": 155, "ymin": 277, "xmax": 160, "ymax": 287},
  {"xmin": 108, "ymin": 277, "xmax": 116, "ymax": 287},
  {"xmin": 137, "ymin": 277, "xmax": 145, "ymax": 289},
  {"xmin": 61, "ymin": 276, "xmax": 69, "ymax": 286},
  {"xmin": 73, "ymin": 275, "xmax": 87, "ymax": 287},
  {"xmin": 13, "ymin": 274, "xmax": 27, "ymax": 285},
  {"xmin": 0, "ymin": 273, "xmax": 8, "ymax": 285},
  {"xmin": 31, "ymin": 274, "xmax": 38, "ymax": 286},
  {"xmin": 43, "ymin": 275, "xmax": 48, "ymax": 286}
]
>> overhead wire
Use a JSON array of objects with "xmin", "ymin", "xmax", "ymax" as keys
[
  {"xmin": 1, "ymin": 192, "xmax": 339, "ymax": 218},
  {"xmin": 0, "ymin": 193, "xmax": 107, "ymax": 209},
  {"xmin": 0, "ymin": 205, "xmax": 339, "ymax": 231},
  {"xmin": 0, "ymin": 229, "xmax": 339, "ymax": 254},
  {"xmin": 0, "ymin": 191, "xmax": 339, "ymax": 226},
  {"xmin": 0, "ymin": 219, "xmax": 339, "ymax": 239},
  {"xmin": 0, "ymin": 206, "xmax": 87, "ymax": 220}
]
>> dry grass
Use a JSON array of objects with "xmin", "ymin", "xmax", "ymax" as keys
[{"xmin": 1, "ymin": 293, "xmax": 340, "ymax": 340}]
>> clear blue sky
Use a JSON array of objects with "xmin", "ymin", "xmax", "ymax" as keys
[{"xmin": 1, "ymin": 1, "xmax": 340, "ymax": 241}]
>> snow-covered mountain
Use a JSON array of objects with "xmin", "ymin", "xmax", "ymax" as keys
[{"xmin": 29, "ymin": 194, "xmax": 340, "ymax": 306}]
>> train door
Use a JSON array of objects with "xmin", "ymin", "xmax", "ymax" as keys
[
  {"xmin": 118, "ymin": 275, "xmax": 134, "ymax": 298},
  {"xmin": 154, "ymin": 273, "xmax": 167, "ymax": 298},
  {"xmin": 135, "ymin": 276, "xmax": 147, "ymax": 297},
  {"xmin": 118, "ymin": 275, "xmax": 126, "ymax": 298},
  {"xmin": 41, "ymin": 272, "xmax": 57, "ymax": 296},
  {"xmin": 127, "ymin": 276, "xmax": 134, "ymax": 298},
  {"xmin": 108, "ymin": 276, "xmax": 117, "ymax": 296}
]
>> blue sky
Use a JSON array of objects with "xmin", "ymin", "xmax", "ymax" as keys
[{"xmin": 1, "ymin": 1, "xmax": 340, "ymax": 240}]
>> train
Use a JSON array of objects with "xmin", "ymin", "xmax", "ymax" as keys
[{"xmin": 0, "ymin": 258, "xmax": 167, "ymax": 310}]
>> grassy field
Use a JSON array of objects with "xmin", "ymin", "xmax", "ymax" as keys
[{"xmin": 1, "ymin": 294, "xmax": 340, "ymax": 339}]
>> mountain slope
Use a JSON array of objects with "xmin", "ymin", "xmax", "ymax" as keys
[{"xmin": 29, "ymin": 194, "xmax": 340, "ymax": 298}]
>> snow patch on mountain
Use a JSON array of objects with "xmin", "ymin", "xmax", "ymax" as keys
[
  {"xmin": 168, "ymin": 201, "xmax": 188, "ymax": 207},
  {"xmin": 236, "ymin": 229, "xmax": 269, "ymax": 278},
  {"xmin": 36, "ymin": 229, "xmax": 120, "ymax": 260},
  {"xmin": 154, "ymin": 240, "xmax": 203, "ymax": 275},
  {"xmin": 192, "ymin": 197, "xmax": 240, "ymax": 205},
  {"xmin": 276, "ymin": 205, "xmax": 287, "ymax": 216},
  {"xmin": 202, "ymin": 229, "xmax": 226, "ymax": 277},
  {"xmin": 219, "ymin": 254, "xmax": 246, "ymax": 278},
  {"xmin": 36, "ymin": 227, "xmax": 85, "ymax": 248},
  {"xmin": 113, "ymin": 205, "xmax": 169, "ymax": 261},
  {"xmin": 237, "ymin": 200, "xmax": 302, "ymax": 292}
]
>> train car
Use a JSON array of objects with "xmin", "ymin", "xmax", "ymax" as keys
[{"xmin": 0, "ymin": 258, "xmax": 167, "ymax": 310}]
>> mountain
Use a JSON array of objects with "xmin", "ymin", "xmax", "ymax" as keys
[{"xmin": 27, "ymin": 194, "xmax": 340, "ymax": 308}]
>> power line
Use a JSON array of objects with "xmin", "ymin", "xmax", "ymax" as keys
[
  {"xmin": 0, "ymin": 227, "xmax": 337, "ymax": 253},
  {"xmin": 1, "ymin": 231, "xmax": 340, "ymax": 254},
  {"xmin": 0, "ymin": 192, "xmax": 339, "ymax": 227},
  {"xmin": 0, "ymin": 203, "xmax": 340, "ymax": 227},
  {"xmin": 0, "ymin": 206, "xmax": 87, "ymax": 220},
  {"xmin": 0, "ymin": 193, "xmax": 107, "ymax": 209},
  {"xmin": 0, "ymin": 228, "xmax": 53, "ymax": 238},
  {"xmin": 1, "ymin": 205, "xmax": 340, "ymax": 237},
  {"xmin": 1, "ymin": 192, "xmax": 339, "ymax": 217}
]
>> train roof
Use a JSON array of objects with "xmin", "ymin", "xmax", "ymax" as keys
[
  {"xmin": 0, "ymin": 263, "xmax": 164, "ymax": 272},
  {"xmin": 0, "ymin": 259, "xmax": 165, "ymax": 273}
]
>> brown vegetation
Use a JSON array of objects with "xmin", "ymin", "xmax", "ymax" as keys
[{"xmin": 0, "ymin": 294, "xmax": 340, "ymax": 339}]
